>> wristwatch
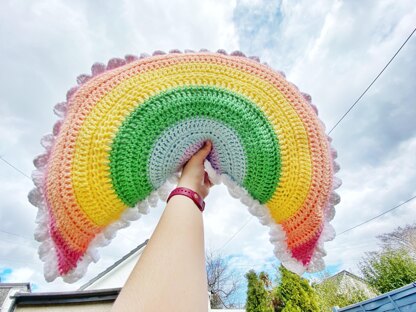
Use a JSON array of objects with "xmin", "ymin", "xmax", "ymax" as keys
[{"xmin": 167, "ymin": 187, "xmax": 205, "ymax": 212}]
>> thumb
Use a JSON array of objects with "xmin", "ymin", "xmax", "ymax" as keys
[{"xmin": 192, "ymin": 140, "xmax": 212, "ymax": 164}]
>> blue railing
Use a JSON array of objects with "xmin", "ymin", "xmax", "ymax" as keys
[{"xmin": 332, "ymin": 282, "xmax": 416, "ymax": 312}]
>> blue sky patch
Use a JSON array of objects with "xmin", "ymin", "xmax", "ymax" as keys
[{"xmin": 0, "ymin": 267, "xmax": 12, "ymax": 282}]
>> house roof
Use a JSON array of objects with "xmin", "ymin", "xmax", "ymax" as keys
[
  {"xmin": 0, "ymin": 283, "xmax": 31, "ymax": 289},
  {"xmin": 12, "ymin": 289, "xmax": 247, "ymax": 311},
  {"xmin": 0, "ymin": 283, "xmax": 31, "ymax": 304},
  {"xmin": 12, "ymin": 288, "xmax": 120, "ymax": 306},
  {"xmin": 78, "ymin": 239, "xmax": 148, "ymax": 291},
  {"xmin": 320, "ymin": 270, "xmax": 367, "ymax": 284}
]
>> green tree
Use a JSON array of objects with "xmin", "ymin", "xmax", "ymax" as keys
[
  {"xmin": 273, "ymin": 265, "xmax": 320, "ymax": 312},
  {"xmin": 359, "ymin": 249, "xmax": 416, "ymax": 294},
  {"xmin": 281, "ymin": 300, "xmax": 301, "ymax": 312},
  {"xmin": 245, "ymin": 270, "xmax": 274, "ymax": 312}
]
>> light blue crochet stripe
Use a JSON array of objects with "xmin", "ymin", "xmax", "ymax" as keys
[{"xmin": 148, "ymin": 117, "xmax": 247, "ymax": 189}]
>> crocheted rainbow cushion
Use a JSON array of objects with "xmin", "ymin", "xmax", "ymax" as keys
[{"xmin": 28, "ymin": 50, "xmax": 340, "ymax": 282}]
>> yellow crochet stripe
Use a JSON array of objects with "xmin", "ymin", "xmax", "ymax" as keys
[{"xmin": 71, "ymin": 62, "xmax": 312, "ymax": 226}]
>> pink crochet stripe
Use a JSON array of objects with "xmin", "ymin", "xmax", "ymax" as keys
[
  {"xmin": 30, "ymin": 50, "xmax": 340, "ymax": 282},
  {"xmin": 50, "ymin": 221, "xmax": 84, "ymax": 274},
  {"xmin": 47, "ymin": 53, "xmax": 329, "ymax": 273},
  {"xmin": 290, "ymin": 229, "xmax": 322, "ymax": 265}
]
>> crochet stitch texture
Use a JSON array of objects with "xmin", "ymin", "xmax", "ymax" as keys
[{"xmin": 28, "ymin": 49, "xmax": 341, "ymax": 282}]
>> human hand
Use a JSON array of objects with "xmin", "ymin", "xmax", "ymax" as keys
[{"xmin": 177, "ymin": 141, "xmax": 213, "ymax": 199}]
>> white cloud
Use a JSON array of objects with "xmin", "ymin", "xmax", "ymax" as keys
[
  {"xmin": 0, "ymin": 0, "xmax": 415, "ymax": 301},
  {"xmin": 325, "ymin": 136, "xmax": 416, "ymax": 274},
  {"xmin": 4, "ymin": 267, "xmax": 35, "ymax": 283},
  {"xmin": 0, "ymin": 0, "xmax": 241, "ymax": 292},
  {"xmin": 233, "ymin": 0, "xmax": 416, "ymax": 280}
]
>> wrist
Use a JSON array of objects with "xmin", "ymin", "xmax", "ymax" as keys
[
  {"xmin": 177, "ymin": 180, "xmax": 200, "ymax": 194},
  {"xmin": 167, "ymin": 186, "xmax": 205, "ymax": 212}
]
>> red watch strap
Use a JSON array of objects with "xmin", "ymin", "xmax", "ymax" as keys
[{"xmin": 167, "ymin": 187, "xmax": 205, "ymax": 212}]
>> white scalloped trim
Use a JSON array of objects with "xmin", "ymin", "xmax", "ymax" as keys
[
  {"xmin": 29, "ymin": 49, "xmax": 341, "ymax": 282},
  {"xmin": 29, "ymin": 175, "xmax": 178, "ymax": 283},
  {"xmin": 205, "ymin": 160, "xmax": 340, "ymax": 275}
]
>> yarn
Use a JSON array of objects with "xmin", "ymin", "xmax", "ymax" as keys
[{"xmin": 29, "ymin": 50, "xmax": 341, "ymax": 282}]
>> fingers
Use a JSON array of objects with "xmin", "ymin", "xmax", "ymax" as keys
[
  {"xmin": 204, "ymin": 171, "xmax": 213, "ymax": 188},
  {"xmin": 192, "ymin": 140, "xmax": 212, "ymax": 164}
]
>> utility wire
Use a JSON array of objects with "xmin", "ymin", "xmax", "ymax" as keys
[
  {"xmin": 1, "ymin": 27, "xmax": 415, "ymax": 257},
  {"xmin": 228, "ymin": 198, "xmax": 415, "ymax": 269},
  {"xmin": 0, "ymin": 156, "xmax": 31, "ymax": 179},
  {"xmin": 211, "ymin": 26, "xmax": 416, "ymax": 252},
  {"xmin": 336, "ymin": 194, "xmax": 416, "ymax": 236},
  {"xmin": 217, "ymin": 193, "xmax": 415, "ymax": 256},
  {"xmin": 216, "ymin": 216, "xmax": 253, "ymax": 252},
  {"xmin": 0, "ymin": 229, "xmax": 33, "ymax": 241},
  {"xmin": 328, "ymin": 26, "xmax": 416, "ymax": 134}
]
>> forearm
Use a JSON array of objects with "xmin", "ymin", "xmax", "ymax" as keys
[{"xmin": 111, "ymin": 195, "xmax": 208, "ymax": 312}]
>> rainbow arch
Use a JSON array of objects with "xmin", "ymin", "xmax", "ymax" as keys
[{"xmin": 29, "ymin": 50, "xmax": 340, "ymax": 282}]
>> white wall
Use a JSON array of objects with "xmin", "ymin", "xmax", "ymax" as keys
[
  {"xmin": 83, "ymin": 248, "xmax": 237, "ymax": 310},
  {"xmin": 83, "ymin": 250, "xmax": 144, "ymax": 290}
]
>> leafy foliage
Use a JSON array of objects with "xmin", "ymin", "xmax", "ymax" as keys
[
  {"xmin": 314, "ymin": 273, "xmax": 370, "ymax": 311},
  {"xmin": 245, "ymin": 270, "xmax": 274, "ymax": 312},
  {"xmin": 243, "ymin": 224, "xmax": 416, "ymax": 311},
  {"xmin": 359, "ymin": 249, "xmax": 416, "ymax": 294},
  {"xmin": 273, "ymin": 266, "xmax": 320, "ymax": 312}
]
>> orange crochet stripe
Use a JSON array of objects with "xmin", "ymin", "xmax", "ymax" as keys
[{"xmin": 45, "ymin": 54, "xmax": 331, "ymax": 255}]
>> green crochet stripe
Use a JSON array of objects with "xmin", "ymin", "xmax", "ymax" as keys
[{"xmin": 109, "ymin": 85, "xmax": 281, "ymax": 206}]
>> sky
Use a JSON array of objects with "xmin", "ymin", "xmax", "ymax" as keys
[{"xmin": 0, "ymin": 0, "xmax": 415, "ymax": 306}]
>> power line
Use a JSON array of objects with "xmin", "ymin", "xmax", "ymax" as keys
[
  {"xmin": 0, "ymin": 156, "xmax": 31, "ymax": 179},
  {"xmin": 336, "ymin": 194, "xmax": 416, "ymax": 236},
  {"xmin": 211, "ymin": 26, "xmax": 416, "ymax": 252},
  {"xmin": 0, "ymin": 229, "xmax": 33, "ymax": 241},
  {"xmin": 218, "ymin": 189, "xmax": 416, "ymax": 276},
  {"xmin": 0, "ymin": 237, "xmax": 37, "ymax": 249},
  {"xmin": 215, "ymin": 216, "xmax": 253, "ymax": 252},
  {"xmin": 0, "ymin": 230, "xmax": 37, "ymax": 248},
  {"xmin": 328, "ymin": 26, "xmax": 416, "ymax": 134},
  {"xmin": 215, "ymin": 193, "xmax": 415, "ymax": 259},
  {"xmin": 1, "ymin": 27, "xmax": 415, "ymax": 262}
]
